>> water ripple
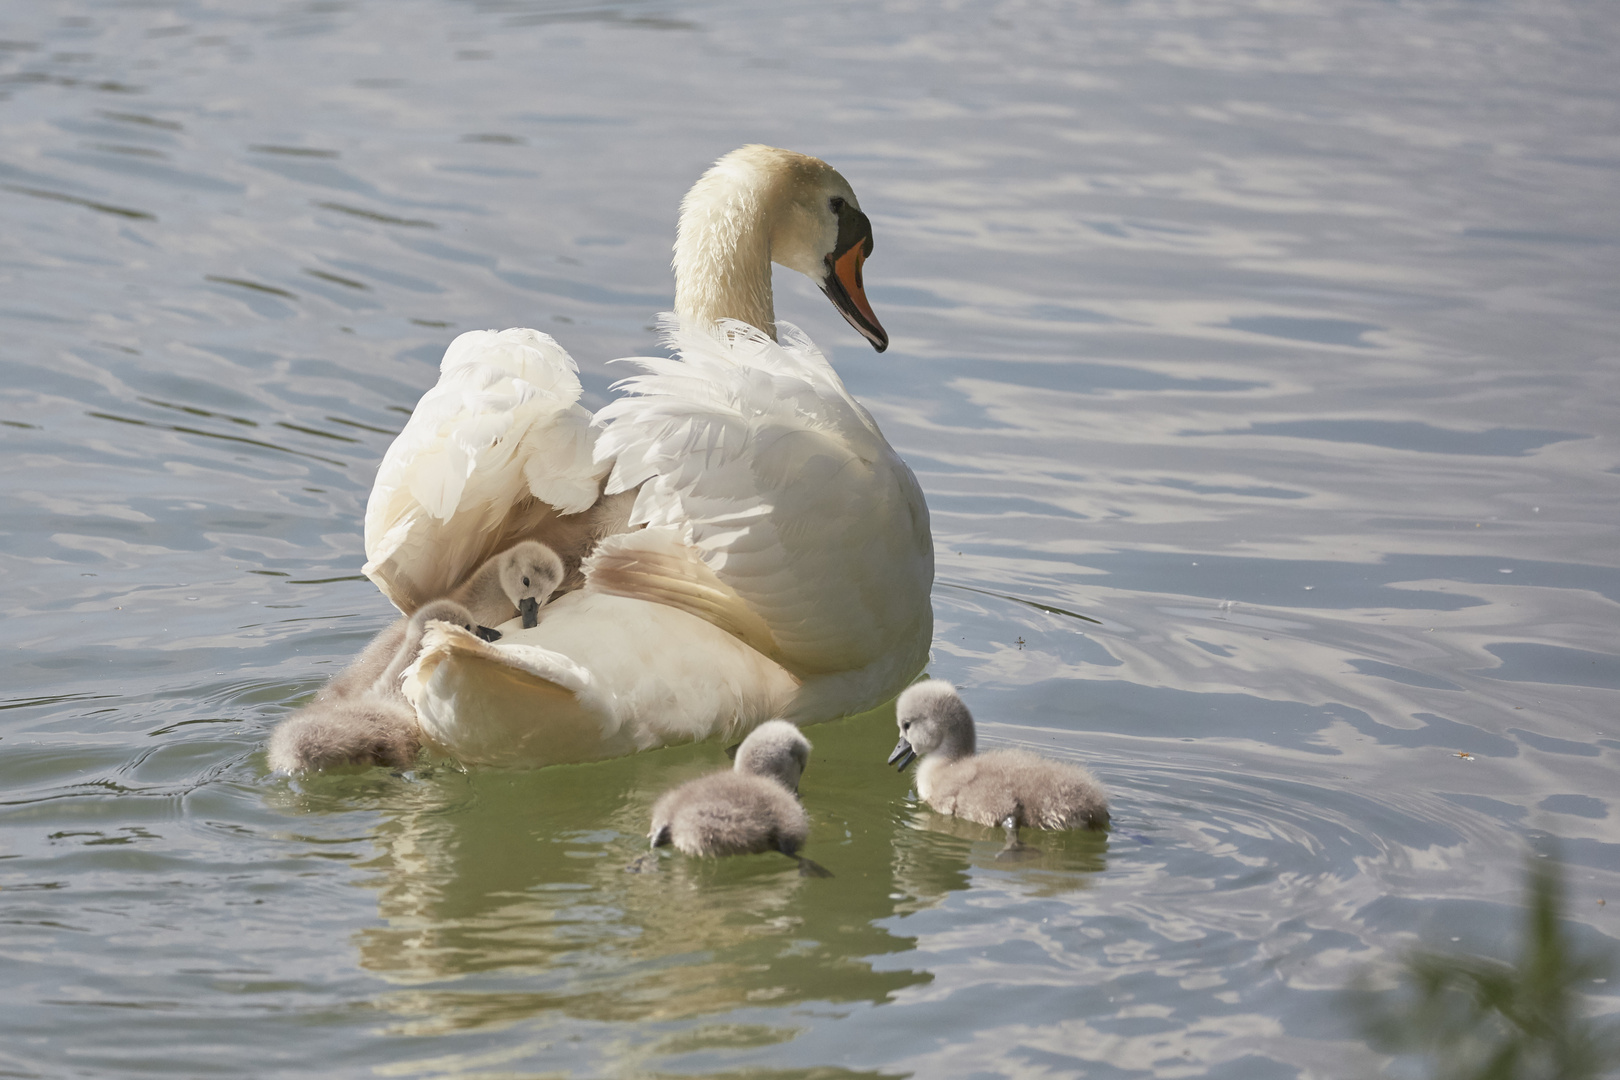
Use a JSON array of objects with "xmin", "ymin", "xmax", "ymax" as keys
[{"xmin": 1, "ymin": 0, "xmax": 1616, "ymax": 1076}]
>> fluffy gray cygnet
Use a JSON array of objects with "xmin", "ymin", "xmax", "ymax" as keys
[
  {"xmin": 645, "ymin": 720, "xmax": 831, "ymax": 876},
  {"xmin": 308, "ymin": 541, "xmax": 559, "ymax": 706},
  {"xmin": 451, "ymin": 540, "xmax": 565, "ymax": 630},
  {"xmin": 312, "ymin": 617, "xmax": 408, "ymax": 706},
  {"xmin": 266, "ymin": 600, "xmax": 477, "ymax": 773},
  {"xmin": 368, "ymin": 599, "xmax": 479, "ymax": 706},
  {"xmin": 889, "ymin": 681, "xmax": 1108, "ymax": 853}
]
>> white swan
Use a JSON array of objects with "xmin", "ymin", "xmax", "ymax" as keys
[{"xmin": 364, "ymin": 145, "xmax": 934, "ymax": 768}]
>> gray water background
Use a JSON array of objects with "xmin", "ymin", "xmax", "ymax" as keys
[{"xmin": 2, "ymin": 0, "xmax": 1617, "ymax": 1076}]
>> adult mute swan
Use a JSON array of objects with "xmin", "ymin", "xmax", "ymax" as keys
[{"xmin": 361, "ymin": 145, "xmax": 934, "ymax": 768}]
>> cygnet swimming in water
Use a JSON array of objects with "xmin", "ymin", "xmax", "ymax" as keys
[
  {"xmin": 450, "ymin": 539, "xmax": 565, "ymax": 631},
  {"xmin": 267, "ymin": 600, "xmax": 478, "ymax": 773},
  {"xmin": 265, "ymin": 696, "xmax": 421, "ymax": 775},
  {"xmin": 643, "ymin": 720, "xmax": 832, "ymax": 876},
  {"xmin": 889, "ymin": 681, "xmax": 1108, "ymax": 854}
]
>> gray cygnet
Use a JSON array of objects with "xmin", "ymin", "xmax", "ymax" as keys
[
  {"xmin": 644, "ymin": 720, "xmax": 831, "ymax": 876},
  {"xmin": 452, "ymin": 539, "xmax": 565, "ymax": 631},
  {"xmin": 267, "ymin": 599, "xmax": 477, "ymax": 773},
  {"xmin": 889, "ymin": 680, "xmax": 1108, "ymax": 854}
]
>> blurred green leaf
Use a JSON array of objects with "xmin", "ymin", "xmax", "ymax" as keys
[{"xmin": 1354, "ymin": 854, "xmax": 1617, "ymax": 1080}]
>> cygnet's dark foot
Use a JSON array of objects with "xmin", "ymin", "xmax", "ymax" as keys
[
  {"xmin": 795, "ymin": 855, "xmax": 833, "ymax": 878},
  {"xmin": 624, "ymin": 853, "xmax": 660, "ymax": 873},
  {"xmin": 994, "ymin": 815, "xmax": 1036, "ymax": 860},
  {"xmin": 994, "ymin": 841, "xmax": 1039, "ymax": 862}
]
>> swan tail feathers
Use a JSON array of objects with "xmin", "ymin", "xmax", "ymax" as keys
[
  {"xmin": 582, "ymin": 530, "xmax": 783, "ymax": 663},
  {"xmin": 404, "ymin": 623, "xmax": 624, "ymax": 766}
]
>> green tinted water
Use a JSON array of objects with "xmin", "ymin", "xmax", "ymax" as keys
[{"xmin": 3, "ymin": 0, "xmax": 1618, "ymax": 1076}]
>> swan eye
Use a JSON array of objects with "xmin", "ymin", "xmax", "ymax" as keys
[
  {"xmin": 901, "ymin": 721, "xmax": 910, "ymax": 731},
  {"xmin": 829, "ymin": 196, "xmax": 845, "ymax": 213},
  {"xmin": 522, "ymin": 576, "xmax": 531, "ymax": 587}
]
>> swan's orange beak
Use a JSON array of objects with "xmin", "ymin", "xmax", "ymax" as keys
[{"xmin": 822, "ymin": 245, "xmax": 888, "ymax": 352}]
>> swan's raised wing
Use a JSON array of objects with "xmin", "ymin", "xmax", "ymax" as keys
[
  {"xmin": 592, "ymin": 317, "xmax": 933, "ymax": 681},
  {"xmin": 363, "ymin": 328, "xmax": 607, "ymax": 613}
]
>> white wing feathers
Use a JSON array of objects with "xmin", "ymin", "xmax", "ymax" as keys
[
  {"xmin": 363, "ymin": 328, "xmax": 605, "ymax": 612},
  {"xmin": 589, "ymin": 318, "xmax": 933, "ymax": 680}
]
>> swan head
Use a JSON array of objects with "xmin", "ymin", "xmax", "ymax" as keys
[
  {"xmin": 733, "ymin": 719, "xmax": 812, "ymax": 793},
  {"xmin": 889, "ymin": 680, "xmax": 976, "ymax": 770},
  {"xmin": 676, "ymin": 145, "xmax": 888, "ymax": 351},
  {"xmin": 496, "ymin": 540, "xmax": 565, "ymax": 628},
  {"xmin": 761, "ymin": 153, "xmax": 887, "ymax": 353}
]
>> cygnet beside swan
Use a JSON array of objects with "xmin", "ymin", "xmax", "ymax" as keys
[
  {"xmin": 313, "ymin": 618, "xmax": 408, "ymax": 706},
  {"xmin": 369, "ymin": 599, "xmax": 481, "ymax": 706},
  {"xmin": 646, "ymin": 720, "xmax": 830, "ymax": 875},
  {"xmin": 267, "ymin": 600, "xmax": 478, "ymax": 773},
  {"xmin": 888, "ymin": 681, "xmax": 1109, "ymax": 852},
  {"xmin": 311, "ymin": 540, "xmax": 563, "ymax": 707},
  {"xmin": 265, "ymin": 697, "xmax": 421, "ymax": 775},
  {"xmin": 449, "ymin": 539, "xmax": 564, "ymax": 631}
]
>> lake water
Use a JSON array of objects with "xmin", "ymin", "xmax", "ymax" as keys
[{"xmin": 2, "ymin": 1, "xmax": 1617, "ymax": 1076}]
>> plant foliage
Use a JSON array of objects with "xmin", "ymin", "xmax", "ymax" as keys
[{"xmin": 1356, "ymin": 855, "xmax": 1617, "ymax": 1080}]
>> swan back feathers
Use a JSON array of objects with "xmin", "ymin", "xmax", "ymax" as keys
[{"xmin": 588, "ymin": 313, "xmax": 932, "ymax": 687}]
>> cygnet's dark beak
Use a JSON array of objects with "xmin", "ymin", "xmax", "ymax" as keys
[
  {"xmin": 475, "ymin": 625, "xmax": 502, "ymax": 643},
  {"xmin": 518, "ymin": 596, "xmax": 540, "ymax": 629},
  {"xmin": 650, "ymin": 825, "xmax": 672, "ymax": 849},
  {"xmin": 820, "ymin": 202, "xmax": 887, "ymax": 352},
  {"xmin": 887, "ymin": 736, "xmax": 917, "ymax": 771}
]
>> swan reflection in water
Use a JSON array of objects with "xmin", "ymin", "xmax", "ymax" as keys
[
  {"xmin": 346, "ymin": 710, "xmax": 926, "ymax": 1032},
  {"xmin": 267, "ymin": 706, "xmax": 1106, "ymax": 1034},
  {"xmin": 891, "ymin": 807, "xmax": 1111, "ymax": 910}
]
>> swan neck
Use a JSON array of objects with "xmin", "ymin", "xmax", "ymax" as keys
[{"xmin": 672, "ymin": 165, "xmax": 778, "ymax": 339}]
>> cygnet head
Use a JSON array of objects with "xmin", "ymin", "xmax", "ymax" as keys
[
  {"xmin": 497, "ymin": 541, "xmax": 565, "ymax": 628},
  {"xmin": 889, "ymin": 680, "xmax": 976, "ymax": 771},
  {"xmin": 411, "ymin": 598, "xmax": 477, "ymax": 635},
  {"xmin": 370, "ymin": 599, "xmax": 478, "ymax": 705},
  {"xmin": 733, "ymin": 719, "xmax": 812, "ymax": 793},
  {"xmin": 675, "ymin": 145, "xmax": 886, "ymax": 351}
]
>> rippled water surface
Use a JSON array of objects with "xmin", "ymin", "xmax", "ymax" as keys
[{"xmin": 3, "ymin": 1, "xmax": 1618, "ymax": 1076}]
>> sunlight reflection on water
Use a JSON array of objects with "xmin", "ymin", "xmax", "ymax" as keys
[{"xmin": 1, "ymin": 0, "xmax": 1617, "ymax": 1076}]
